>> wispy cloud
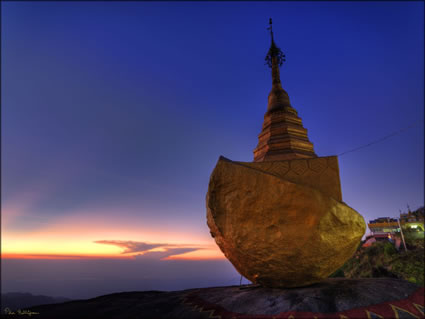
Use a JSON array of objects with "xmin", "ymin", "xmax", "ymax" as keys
[
  {"xmin": 133, "ymin": 248, "xmax": 201, "ymax": 260},
  {"xmin": 94, "ymin": 240, "xmax": 203, "ymax": 259},
  {"xmin": 94, "ymin": 240, "xmax": 166, "ymax": 254}
]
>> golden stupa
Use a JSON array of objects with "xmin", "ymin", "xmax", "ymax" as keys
[{"xmin": 206, "ymin": 19, "xmax": 365, "ymax": 288}]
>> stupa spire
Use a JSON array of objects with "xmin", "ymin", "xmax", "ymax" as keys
[
  {"xmin": 264, "ymin": 19, "xmax": 292, "ymax": 114},
  {"xmin": 253, "ymin": 19, "xmax": 317, "ymax": 162}
]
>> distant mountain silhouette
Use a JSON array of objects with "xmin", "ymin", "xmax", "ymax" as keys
[{"xmin": 1, "ymin": 292, "xmax": 71, "ymax": 312}]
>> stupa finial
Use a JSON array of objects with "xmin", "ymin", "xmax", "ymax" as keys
[
  {"xmin": 265, "ymin": 18, "xmax": 286, "ymax": 68},
  {"xmin": 268, "ymin": 18, "xmax": 274, "ymax": 43}
]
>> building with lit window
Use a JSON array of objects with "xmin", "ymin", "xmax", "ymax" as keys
[
  {"xmin": 368, "ymin": 217, "xmax": 399, "ymax": 234},
  {"xmin": 367, "ymin": 207, "xmax": 424, "ymax": 235},
  {"xmin": 399, "ymin": 207, "xmax": 424, "ymax": 231}
]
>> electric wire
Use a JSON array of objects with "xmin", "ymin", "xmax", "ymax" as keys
[{"xmin": 338, "ymin": 120, "xmax": 423, "ymax": 157}]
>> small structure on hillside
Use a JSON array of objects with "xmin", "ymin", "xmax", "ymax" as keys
[
  {"xmin": 368, "ymin": 217, "xmax": 400, "ymax": 234},
  {"xmin": 364, "ymin": 207, "xmax": 424, "ymax": 249},
  {"xmin": 400, "ymin": 207, "xmax": 424, "ymax": 231},
  {"xmin": 362, "ymin": 233, "xmax": 400, "ymax": 249},
  {"xmin": 367, "ymin": 208, "xmax": 425, "ymax": 235}
]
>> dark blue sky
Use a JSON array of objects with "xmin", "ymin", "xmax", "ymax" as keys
[{"xmin": 1, "ymin": 1, "xmax": 424, "ymax": 297}]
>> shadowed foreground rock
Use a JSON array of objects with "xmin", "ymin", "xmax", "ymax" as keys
[{"xmin": 26, "ymin": 279, "xmax": 424, "ymax": 319}]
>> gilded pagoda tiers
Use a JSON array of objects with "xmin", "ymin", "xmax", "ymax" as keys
[{"xmin": 253, "ymin": 20, "xmax": 316, "ymax": 162}]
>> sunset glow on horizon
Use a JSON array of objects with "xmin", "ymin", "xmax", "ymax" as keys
[
  {"xmin": 2, "ymin": 217, "xmax": 224, "ymax": 259},
  {"xmin": 2, "ymin": 198, "xmax": 223, "ymax": 259},
  {"xmin": 2, "ymin": 235, "xmax": 225, "ymax": 260},
  {"xmin": 1, "ymin": 248, "xmax": 225, "ymax": 260}
]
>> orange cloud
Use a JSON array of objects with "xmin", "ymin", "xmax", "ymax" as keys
[
  {"xmin": 94, "ymin": 240, "xmax": 206, "ymax": 259},
  {"xmin": 94, "ymin": 240, "xmax": 168, "ymax": 254},
  {"xmin": 133, "ymin": 248, "xmax": 202, "ymax": 260}
]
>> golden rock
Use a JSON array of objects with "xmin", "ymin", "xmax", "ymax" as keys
[
  {"xmin": 207, "ymin": 21, "xmax": 366, "ymax": 288},
  {"xmin": 206, "ymin": 156, "xmax": 366, "ymax": 288}
]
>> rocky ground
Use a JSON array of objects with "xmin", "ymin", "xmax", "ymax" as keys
[{"xmin": 15, "ymin": 278, "xmax": 424, "ymax": 319}]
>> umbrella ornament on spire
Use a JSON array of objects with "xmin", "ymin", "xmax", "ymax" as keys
[{"xmin": 265, "ymin": 18, "xmax": 286, "ymax": 68}]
